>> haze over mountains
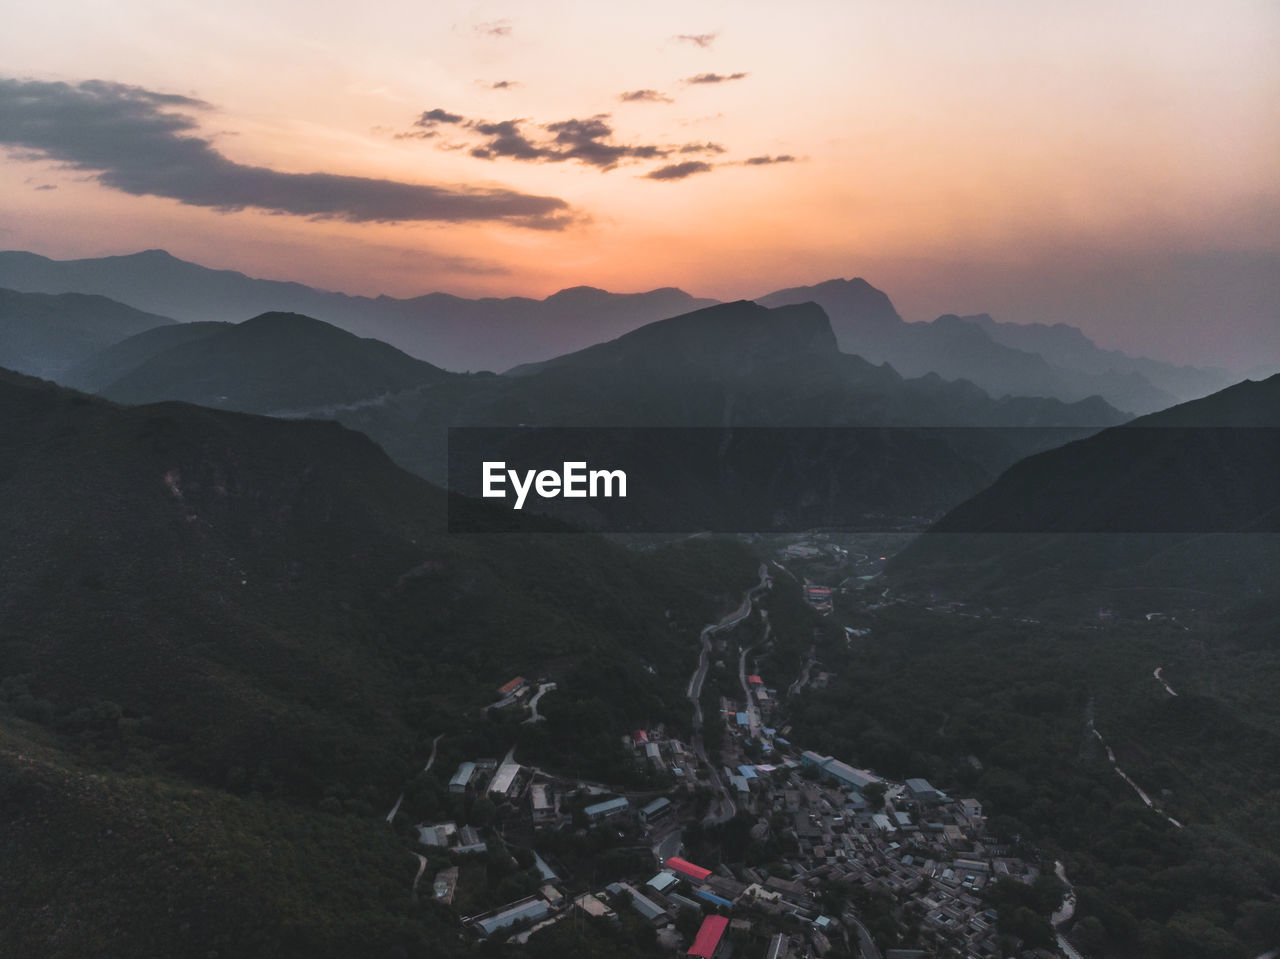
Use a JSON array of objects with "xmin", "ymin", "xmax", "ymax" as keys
[
  {"xmin": 0, "ymin": 287, "xmax": 175, "ymax": 382},
  {"xmin": 0, "ymin": 248, "xmax": 1248, "ymax": 413},
  {"xmin": 0, "ymin": 249, "xmax": 717, "ymax": 376},
  {"xmin": 757, "ymin": 279, "xmax": 1237, "ymax": 413}
]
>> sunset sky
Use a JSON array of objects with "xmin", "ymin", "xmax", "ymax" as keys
[{"xmin": 2, "ymin": 0, "xmax": 1277, "ymax": 368}]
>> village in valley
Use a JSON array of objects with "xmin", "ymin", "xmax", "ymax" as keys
[{"xmin": 406, "ymin": 542, "xmax": 1055, "ymax": 959}]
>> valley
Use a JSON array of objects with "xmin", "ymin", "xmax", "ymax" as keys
[{"xmin": 0, "ymin": 258, "xmax": 1276, "ymax": 959}]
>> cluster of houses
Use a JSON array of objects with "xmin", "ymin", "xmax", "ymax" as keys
[
  {"xmin": 418, "ymin": 719, "xmax": 1028, "ymax": 957},
  {"xmin": 771, "ymin": 763, "xmax": 1017, "ymax": 957},
  {"xmin": 408, "ymin": 660, "xmax": 1039, "ymax": 957}
]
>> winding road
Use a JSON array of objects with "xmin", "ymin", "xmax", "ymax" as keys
[
  {"xmin": 1154, "ymin": 666, "xmax": 1178, "ymax": 697},
  {"xmin": 386, "ymin": 732, "xmax": 445, "ymax": 823},
  {"xmin": 1093, "ymin": 728, "xmax": 1183, "ymax": 829},
  {"xmin": 687, "ymin": 564, "xmax": 770, "ymax": 825},
  {"xmin": 1051, "ymin": 860, "xmax": 1085, "ymax": 959},
  {"xmin": 522, "ymin": 682, "xmax": 557, "ymax": 724}
]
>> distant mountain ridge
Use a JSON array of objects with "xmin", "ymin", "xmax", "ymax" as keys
[
  {"xmin": 0, "ymin": 249, "xmax": 1238, "ymax": 411},
  {"xmin": 0, "ymin": 249, "xmax": 717, "ymax": 374},
  {"xmin": 0, "ymin": 286, "xmax": 176, "ymax": 381},
  {"xmin": 757, "ymin": 278, "xmax": 1237, "ymax": 413}
]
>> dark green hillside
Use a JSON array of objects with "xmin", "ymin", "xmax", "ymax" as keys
[
  {"xmin": 0, "ymin": 722, "xmax": 440, "ymax": 959},
  {"xmin": 890, "ymin": 374, "xmax": 1280, "ymax": 606},
  {"xmin": 1, "ymin": 370, "xmax": 755, "ymax": 791},
  {"xmin": 0, "ymin": 370, "xmax": 758, "ymax": 956},
  {"xmin": 97, "ymin": 311, "xmax": 452, "ymax": 413},
  {"xmin": 0, "ymin": 287, "xmax": 176, "ymax": 381}
]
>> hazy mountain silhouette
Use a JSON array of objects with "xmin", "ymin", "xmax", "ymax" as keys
[
  {"xmin": 0, "ymin": 250, "xmax": 1235, "ymax": 408},
  {"xmin": 0, "ymin": 249, "xmax": 716, "ymax": 373},
  {"xmin": 95, "ymin": 311, "xmax": 451, "ymax": 413},
  {"xmin": 756, "ymin": 278, "xmax": 1235, "ymax": 412},
  {"xmin": 965, "ymin": 312, "xmax": 1235, "ymax": 408},
  {"xmin": 0, "ymin": 286, "xmax": 175, "ymax": 381}
]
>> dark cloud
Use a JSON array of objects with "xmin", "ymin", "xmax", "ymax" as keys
[
  {"xmin": 489, "ymin": 80, "xmax": 518, "ymax": 90},
  {"xmin": 418, "ymin": 108, "xmax": 464, "ymax": 125},
  {"xmin": 395, "ymin": 107, "xmax": 466, "ymax": 139},
  {"xmin": 468, "ymin": 119, "xmax": 546, "ymax": 161},
  {"xmin": 421, "ymin": 112, "xmax": 706, "ymax": 171},
  {"xmin": 618, "ymin": 89, "xmax": 673, "ymax": 103},
  {"xmin": 545, "ymin": 115, "xmax": 666, "ymax": 168},
  {"xmin": 744, "ymin": 154, "xmax": 796, "ymax": 165},
  {"xmin": 399, "ymin": 105, "xmax": 736, "ymax": 174},
  {"xmin": 680, "ymin": 142, "xmax": 726, "ymax": 154},
  {"xmin": 675, "ymin": 33, "xmax": 718, "ymax": 48},
  {"xmin": 35, "ymin": 183, "xmax": 57, "ymax": 191},
  {"xmin": 645, "ymin": 161, "xmax": 712, "ymax": 181},
  {"xmin": 685, "ymin": 72, "xmax": 748, "ymax": 84},
  {"xmin": 0, "ymin": 78, "xmax": 573, "ymax": 228}
]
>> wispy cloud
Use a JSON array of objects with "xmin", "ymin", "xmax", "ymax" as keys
[
  {"xmin": 645, "ymin": 161, "xmax": 712, "ymax": 181},
  {"xmin": 684, "ymin": 72, "xmax": 748, "ymax": 85},
  {"xmin": 618, "ymin": 89, "xmax": 673, "ymax": 104},
  {"xmin": 476, "ymin": 19, "xmax": 511, "ymax": 37},
  {"xmin": 489, "ymin": 80, "xmax": 519, "ymax": 90},
  {"xmin": 0, "ymin": 78, "xmax": 574, "ymax": 229},
  {"xmin": 403, "ymin": 108, "xmax": 723, "ymax": 172},
  {"xmin": 675, "ymin": 33, "xmax": 718, "ymax": 49},
  {"xmin": 744, "ymin": 154, "xmax": 796, "ymax": 165}
]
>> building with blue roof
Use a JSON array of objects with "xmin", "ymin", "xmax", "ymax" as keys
[{"xmin": 695, "ymin": 889, "xmax": 734, "ymax": 909}]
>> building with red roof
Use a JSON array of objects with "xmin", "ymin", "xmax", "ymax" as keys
[
  {"xmin": 687, "ymin": 915, "xmax": 728, "ymax": 958},
  {"xmin": 747, "ymin": 674, "xmax": 763, "ymax": 685},
  {"xmin": 498, "ymin": 677, "xmax": 526, "ymax": 696},
  {"xmin": 665, "ymin": 856, "xmax": 712, "ymax": 882}
]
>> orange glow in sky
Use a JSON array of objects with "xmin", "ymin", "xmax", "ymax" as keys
[{"xmin": 1, "ymin": 0, "xmax": 1277, "ymax": 367}]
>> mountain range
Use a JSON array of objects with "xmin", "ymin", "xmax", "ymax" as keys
[
  {"xmin": 757, "ymin": 279, "xmax": 1237, "ymax": 412},
  {"xmin": 0, "ymin": 249, "xmax": 1247, "ymax": 412},
  {"xmin": 39, "ymin": 298, "xmax": 1128, "ymax": 529}
]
